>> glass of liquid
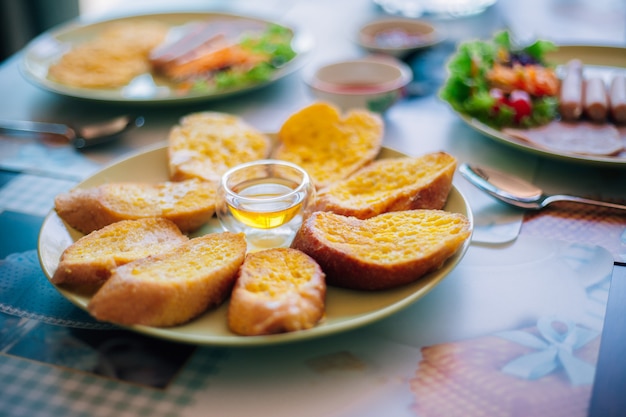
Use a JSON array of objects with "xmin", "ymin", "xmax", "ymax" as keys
[{"xmin": 216, "ymin": 159, "xmax": 315, "ymax": 250}]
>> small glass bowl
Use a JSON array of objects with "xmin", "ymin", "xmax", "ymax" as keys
[{"xmin": 216, "ymin": 159, "xmax": 315, "ymax": 250}]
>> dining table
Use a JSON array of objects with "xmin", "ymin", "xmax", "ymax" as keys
[{"xmin": 1, "ymin": 0, "xmax": 626, "ymax": 416}]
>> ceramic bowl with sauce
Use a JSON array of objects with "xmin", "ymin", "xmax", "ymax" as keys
[
  {"xmin": 305, "ymin": 56, "xmax": 413, "ymax": 113},
  {"xmin": 357, "ymin": 18, "xmax": 441, "ymax": 58}
]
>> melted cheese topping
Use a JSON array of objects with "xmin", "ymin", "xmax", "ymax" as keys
[{"xmin": 168, "ymin": 112, "xmax": 271, "ymax": 183}]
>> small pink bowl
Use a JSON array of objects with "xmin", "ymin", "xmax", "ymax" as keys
[
  {"xmin": 357, "ymin": 18, "xmax": 442, "ymax": 58},
  {"xmin": 305, "ymin": 56, "xmax": 412, "ymax": 113}
]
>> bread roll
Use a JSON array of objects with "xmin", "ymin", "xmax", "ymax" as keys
[
  {"xmin": 291, "ymin": 210, "xmax": 471, "ymax": 290},
  {"xmin": 88, "ymin": 232, "xmax": 247, "ymax": 327},
  {"xmin": 273, "ymin": 102, "xmax": 383, "ymax": 189},
  {"xmin": 52, "ymin": 218, "xmax": 188, "ymax": 286},
  {"xmin": 228, "ymin": 248, "xmax": 326, "ymax": 336},
  {"xmin": 54, "ymin": 178, "xmax": 216, "ymax": 234},
  {"xmin": 314, "ymin": 152, "xmax": 456, "ymax": 219}
]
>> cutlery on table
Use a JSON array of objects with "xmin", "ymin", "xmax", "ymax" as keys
[
  {"xmin": 0, "ymin": 115, "xmax": 144, "ymax": 149},
  {"xmin": 459, "ymin": 163, "xmax": 626, "ymax": 212}
]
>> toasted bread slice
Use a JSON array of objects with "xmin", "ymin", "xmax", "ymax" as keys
[
  {"xmin": 168, "ymin": 112, "xmax": 272, "ymax": 183},
  {"xmin": 47, "ymin": 20, "xmax": 169, "ymax": 88},
  {"xmin": 273, "ymin": 102, "xmax": 383, "ymax": 189},
  {"xmin": 88, "ymin": 232, "xmax": 247, "ymax": 327},
  {"xmin": 54, "ymin": 178, "xmax": 216, "ymax": 234},
  {"xmin": 291, "ymin": 210, "xmax": 471, "ymax": 290},
  {"xmin": 52, "ymin": 218, "xmax": 188, "ymax": 287},
  {"xmin": 314, "ymin": 152, "xmax": 457, "ymax": 219},
  {"xmin": 228, "ymin": 248, "xmax": 326, "ymax": 336}
]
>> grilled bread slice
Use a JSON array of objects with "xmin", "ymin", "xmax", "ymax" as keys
[
  {"xmin": 228, "ymin": 248, "xmax": 326, "ymax": 336},
  {"xmin": 273, "ymin": 102, "xmax": 383, "ymax": 189},
  {"xmin": 52, "ymin": 217, "xmax": 188, "ymax": 287},
  {"xmin": 54, "ymin": 178, "xmax": 216, "ymax": 234},
  {"xmin": 88, "ymin": 232, "xmax": 247, "ymax": 327},
  {"xmin": 291, "ymin": 210, "xmax": 471, "ymax": 290},
  {"xmin": 314, "ymin": 152, "xmax": 457, "ymax": 219},
  {"xmin": 168, "ymin": 112, "xmax": 272, "ymax": 183}
]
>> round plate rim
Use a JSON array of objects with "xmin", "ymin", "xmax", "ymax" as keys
[
  {"xmin": 19, "ymin": 11, "xmax": 314, "ymax": 105},
  {"xmin": 453, "ymin": 44, "xmax": 626, "ymax": 168},
  {"xmin": 38, "ymin": 144, "xmax": 473, "ymax": 347}
]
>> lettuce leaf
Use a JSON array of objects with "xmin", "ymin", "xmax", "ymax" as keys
[
  {"xmin": 439, "ymin": 31, "xmax": 558, "ymax": 128},
  {"xmin": 191, "ymin": 24, "xmax": 296, "ymax": 92}
]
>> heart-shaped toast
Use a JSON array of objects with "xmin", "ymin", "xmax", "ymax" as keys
[{"xmin": 273, "ymin": 102, "xmax": 383, "ymax": 189}]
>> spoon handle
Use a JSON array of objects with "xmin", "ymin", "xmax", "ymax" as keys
[
  {"xmin": 547, "ymin": 194, "xmax": 626, "ymax": 212},
  {"xmin": 0, "ymin": 120, "xmax": 73, "ymax": 139}
]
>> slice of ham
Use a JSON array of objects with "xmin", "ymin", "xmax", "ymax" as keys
[
  {"xmin": 149, "ymin": 19, "xmax": 267, "ymax": 75},
  {"xmin": 163, "ymin": 43, "xmax": 268, "ymax": 80},
  {"xmin": 150, "ymin": 22, "xmax": 220, "ymax": 69},
  {"xmin": 503, "ymin": 120, "xmax": 624, "ymax": 156}
]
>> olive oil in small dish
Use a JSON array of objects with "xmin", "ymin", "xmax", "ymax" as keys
[{"xmin": 217, "ymin": 160, "xmax": 314, "ymax": 250}]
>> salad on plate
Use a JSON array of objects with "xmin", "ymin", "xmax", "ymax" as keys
[{"xmin": 440, "ymin": 31, "xmax": 560, "ymax": 128}]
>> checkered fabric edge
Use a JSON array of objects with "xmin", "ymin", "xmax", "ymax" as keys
[
  {"xmin": 0, "ymin": 175, "xmax": 76, "ymax": 217},
  {"xmin": 0, "ymin": 347, "xmax": 227, "ymax": 417}
]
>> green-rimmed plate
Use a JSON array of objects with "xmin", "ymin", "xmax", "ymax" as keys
[
  {"xmin": 20, "ymin": 12, "xmax": 313, "ymax": 105},
  {"xmin": 454, "ymin": 45, "xmax": 626, "ymax": 168},
  {"xmin": 38, "ymin": 142, "xmax": 473, "ymax": 347}
]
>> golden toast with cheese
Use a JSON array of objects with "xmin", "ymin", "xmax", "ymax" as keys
[
  {"xmin": 314, "ymin": 152, "xmax": 457, "ymax": 219},
  {"xmin": 88, "ymin": 232, "xmax": 247, "ymax": 327},
  {"xmin": 227, "ymin": 248, "xmax": 326, "ymax": 336},
  {"xmin": 54, "ymin": 178, "xmax": 216, "ymax": 234},
  {"xmin": 273, "ymin": 102, "xmax": 383, "ymax": 189},
  {"xmin": 168, "ymin": 112, "xmax": 272, "ymax": 183},
  {"xmin": 52, "ymin": 217, "xmax": 188, "ymax": 287},
  {"xmin": 291, "ymin": 210, "xmax": 471, "ymax": 290}
]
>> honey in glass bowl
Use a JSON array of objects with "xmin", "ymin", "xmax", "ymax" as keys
[{"xmin": 217, "ymin": 159, "xmax": 314, "ymax": 250}]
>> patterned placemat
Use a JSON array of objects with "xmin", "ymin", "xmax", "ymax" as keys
[
  {"xmin": 0, "ymin": 250, "xmax": 109, "ymax": 329},
  {"xmin": 521, "ymin": 203, "xmax": 626, "ymax": 262},
  {"xmin": 0, "ymin": 137, "xmax": 99, "ymax": 181},
  {"xmin": 0, "ymin": 174, "xmax": 76, "ymax": 217},
  {"xmin": 0, "ymin": 346, "xmax": 225, "ymax": 417}
]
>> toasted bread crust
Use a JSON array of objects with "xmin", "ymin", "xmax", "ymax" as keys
[
  {"xmin": 54, "ymin": 179, "xmax": 216, "ymax": 234},
  {"xmin": 88, "ymin": 232, "xmax": 247, "ymax": 327},
  {"xmin": 52, "ymin": 218, "xmax": 188, "ymax": 287},
  {"xmin": 168, "ymin": 112, "xmax": 272, "ymax": 183},
  {"xmin": 291, "ymin": 210, "xmax": 471, "ymax": 290},
  {"xmin": 314, "ymin": 152, "xmax": 457, "ymax": 219},
  {"xmin": 273, "ymin": 102, "xmax": 383, "ymax": 189},
  {"xmin": 228, "ymin": 248, "xmax": 326, "ymax": 335}
]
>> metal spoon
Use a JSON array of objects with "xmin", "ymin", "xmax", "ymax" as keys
[
  {"xmin": 0, "ymin": 115, "xmax": 144, "ymax": 149},
  {"xmin": 459, "ymin": 163, "xmax": 626, "ymax": 212}
]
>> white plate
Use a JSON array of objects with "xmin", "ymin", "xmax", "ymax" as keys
[
  {"xmin": 38, "ymin": 144, "xmax": 473, "ymax": 346},
  {"xmin": 20, "ymin": 12, "xmax": 313, "ymax": 104},
  {"xmin": 456, "ymin": 45, "xmax": 626, "ymax": 167}
]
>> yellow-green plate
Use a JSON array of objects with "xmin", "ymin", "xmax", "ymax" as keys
[
  {"xmin": 38, "ymin": 143, "xmax": 473, "ymax": 346},
  {"xmin": 20, "ymin": 12, "xmax": 313, "ymax": 104},
  {"xmin": 456, "ymin": 45, "xmax": 626, "ymax": 167}
]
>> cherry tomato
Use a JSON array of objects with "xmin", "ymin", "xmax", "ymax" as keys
[
  {"xmin": 489, "ymin": 88, "xmax": 507, "ymax": 112},
  {"xmin": 508, "ymin": 90, "xmax": 532, "ymax": 122}
]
